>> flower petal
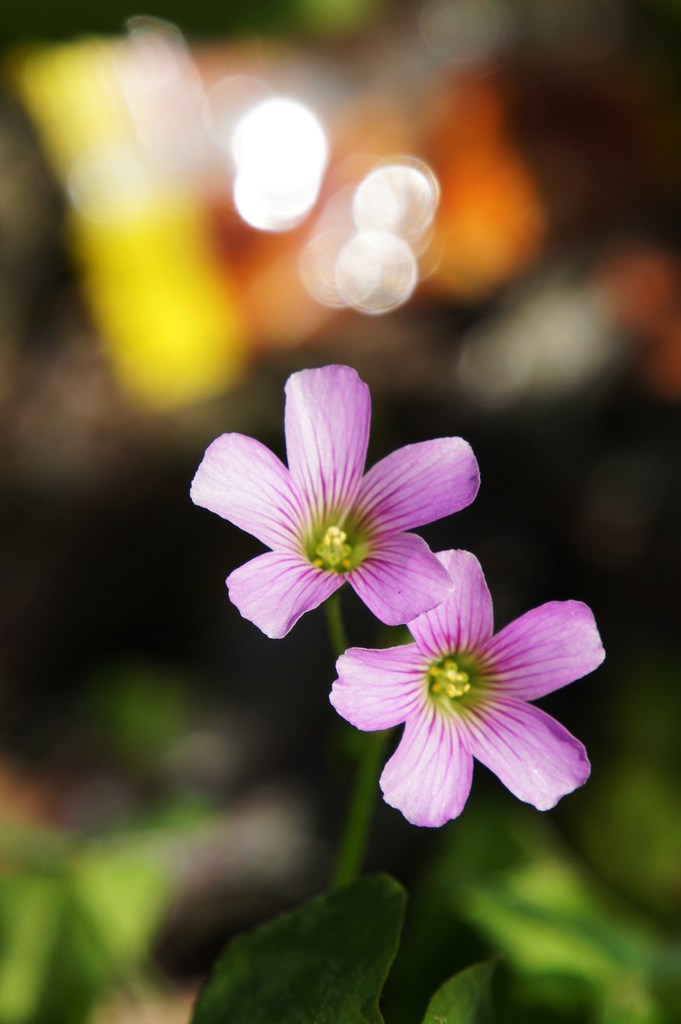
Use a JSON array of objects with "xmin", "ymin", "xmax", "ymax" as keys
[
  {"xmin": 465, "ymin": 698, "xmax": 590, "ymax": 811},
  {"xmin": 227, "ymin": 551, "xmax": 343, "ymax": 638},
  {"xmin": 380, "ymin": 706, "xmax": 473, "ymax": 826},
  {"xmin": 190, "ymin": 434, "xmax": 302, "ymax": 550},
  {"xmin": 284, "ymin": 365, "xmax": 370, "ymax": 524},
  {"xmin": 349, "ymin": 533, "xmax": 452, "ymax": 626},
  {"xmin": 330, "ymin": 644, "xmax": 428, "ymax": 730},
  {"xmin": 480, "ymin": 601, "xmax": 605, "ymax": 699},
  {"xmin": 355, "ymin": 438, "xmax": 480, "ymax": 533},
  {"xmin": 409, "ymin": 550, "xmax": 494, "ymax": 659}
]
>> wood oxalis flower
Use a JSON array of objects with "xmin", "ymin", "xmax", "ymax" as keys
[
  {"xmin": 331, "ymin": 550, "xmax": 605, "ymax": 826},
  {"xmin": 191, "ymin": 365, "xmax": 480, "ymax": 638}
]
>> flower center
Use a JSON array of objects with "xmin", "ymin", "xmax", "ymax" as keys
[
  {"xmin": 428, "ymin": 657, "xmax": 471, "ymax": 699},
  {"xmin": 313, "ymin": 526, "xmax": 353, "ymax": 572}
]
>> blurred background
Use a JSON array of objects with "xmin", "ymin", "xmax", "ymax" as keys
[{"xmin": 1, "ymin": 1, "xmax": 681, "ymax": 1021}]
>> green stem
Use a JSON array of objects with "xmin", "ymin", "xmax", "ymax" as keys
[
  {"xmin": 331, "ymin": 729, "xmax": 390, "ymax": 890},
  {"xmin": 324, "ymin": 591, "xmax": 390, "ymax": 890},
  {"xmin": 324, "ymin": 591, "xmax": 348, "ymax": 659}
]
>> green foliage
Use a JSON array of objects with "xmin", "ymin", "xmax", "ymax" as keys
[
  {"xmin": 461, "ymin": 854, "xmax": 676, "ymax": 1017},
  {"xmin": 1, "ymin": 659, "xmax": 679, "ymax": 1024},
  {"xmin": 0, "ymin": 877, "xmax": 60, "ymax": 1024},
  {"xmin": 190, "ymin": 874, "xmax": 405, "ymax": 1024},
  {"xmin": 0, "ymin": 827, "xmax": 173, "ymax": 1024},
  {"xmin": 190, "ymin": 876, "xmax": 503, "ymax": 1024},
  {"xmin": 68, "ymin": 843, "xmax": 173, "ymax": 970},
  {"xmin": 80, "ymin": 661, "xmax": 190, "ymax": 774},
  {"xmin": 387, "ymin": 799, "xmax": 681, "ymax": 1024},
  {"xmin": 420, "ymin": 960, "xmax": 497, "ymax": 1024},
  {"xmin": 292, "ymin": 0, "xmax": 381, "ymax": 35},
  {"xmin": 577, "ymin": 655, "xmax": 681, "ymax": 921},
  {"xmin": 0, "ymin": 0, "xmax": 381, "ymax": 44}
]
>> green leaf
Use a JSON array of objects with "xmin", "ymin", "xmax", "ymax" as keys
[
  {"xmin": 69, "ymin": 841, "xmax": 173, "ymax": 969},
  {"xmin": 420, "ymin": 960, "xmax": 497, "ymax": 1024},
  {"xmin": 0, "ymin": 876, "xmax": 62, "ymax": 1024},
  {"xmin": 190, "ymin": 874, "xmax": 406, "ymax": 1024},
  {"xmin": 462, "ymin": 857, "xmax": 659, "ymax": 985},
  {"xmin": 80, "ymin": 662, "xmax": 190, "ymax": 773}
]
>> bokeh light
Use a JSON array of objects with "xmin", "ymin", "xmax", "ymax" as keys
[
  {"xmin": 353, "ymin": 159, "xmax": 439, "ymax": 249},
  {"xmin": 335, "ymin": 230, "xmax": 418, "ymax": 314},
  {"xmin": 302, "ymin": 159, "xmax": 439, "ymax": 314},
  {"xmin": 458, "ymin": 277, "xmax": 623, "ymax": 407},
  {"xmin": 420, "ymin": 0, "xmax": 515, "ymax": 67},
  {"xmin": 231, "ymin": 97, "xmax": 328, "ymax": 231},
  {"xmin": 299, "ymin": 228, "xmax": 355, "ymax": 308}
]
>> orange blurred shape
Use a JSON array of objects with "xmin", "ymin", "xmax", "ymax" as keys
[
  {"xmin": 0, "ymin": 757, "xmax": 57, "ymax": 838},
  {"xmin": 203, "ymin": 189, "xmax": 331, "ymax": 347},
  {"xmin": 642, "ymin": 322, "xmax": 681, "ymax": 401},
  {"xmin": 598, "ymin": 247, "xmax": 681, "ymax": 336},
  {"xmin": 598, "ymin": 246, "xmax": 681, "ymax": 401},
  {"xmin": 428, "ymin": 79, "xmax": 546, "ymax": 300}
]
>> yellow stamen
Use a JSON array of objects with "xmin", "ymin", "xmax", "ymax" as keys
[
  {"xmin": 314, "ymin": 526, "xmax": 353, "ymax": 572},
  {"xmin": 428, "ymin": 657, "xmax": 471, "ymax": 700}
]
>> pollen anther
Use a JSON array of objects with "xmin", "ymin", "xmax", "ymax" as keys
[
  {"xmin": 314, "ymin": 525, "xmax": 354, "ymax": 573},
  {"xmin": 428, "ymin": 656, "xmax": 471, "ymax": 700}
]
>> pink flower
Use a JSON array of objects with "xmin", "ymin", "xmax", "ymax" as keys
[
  {"xmin": 330, "ymin": 550, "xmax": 605, "ymax": 826},
  {"xmin": 191, "ymin": 366, "xmax": 479, "ymax": 638}
]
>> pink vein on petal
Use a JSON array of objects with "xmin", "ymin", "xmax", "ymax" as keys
[
  {"xmin": 410, "ymin": 550, "xmax": 494, "ymax": 658},
  {"xmin": 227, "ymin": 551, "xmax": 344, "ymax": 639},
  {"xmin": 331, "ymin": 644, "xmax": 428, "ymax": 731},
  {"xmin": 465, "ymin": 697, "xmax": 591, "ymax": 811},
  {"xmin": 190, "ymin": 434, "xmax": 303, "ymax": 550},
  {"xmin": 349, "ymin": 533, "xmax": 452, "ymax": 626},
  {"xmin": 380, "ymin": 705, "xmax": 474, "ymax": 827},
  {"xmin": 480, "ymin": 600, "xmax": 605, "ymax": 699},
  {"xmin": 284, "ymin": 365, "xmax": 370, "ymax": 526},
  {"xmin": 355, "ymin": 438, "xmax": 480, "ymax": 534}
]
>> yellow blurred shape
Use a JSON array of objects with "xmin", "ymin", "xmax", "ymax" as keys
[
  {"xmin": 11, "ymin": 40, "xmax": 132, "ymax": 176},
  {"xmin": 11, "ymin": 37, "xmax": 247, "ymax": 409},
  {"xmin": 74, "ymin": 201, "xmax": 245, "ymax": 408}
]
